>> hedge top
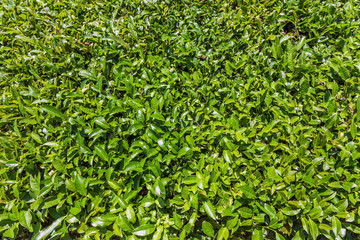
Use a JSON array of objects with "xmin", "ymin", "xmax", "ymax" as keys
[{"xmin": 1, "ymin": 0, "xmax": 360, "ymax": 239}]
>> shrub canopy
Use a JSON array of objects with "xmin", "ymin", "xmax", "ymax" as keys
[{"xmin": 1, "ymin": 0, "xmax": 360, "ymax": 239}]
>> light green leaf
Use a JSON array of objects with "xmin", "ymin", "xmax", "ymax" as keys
[
  {"xmin": 126, "ymin": 205, "xmax": 136, "ymax": 223},
  {"xmin": 327, "ymin": 98, "xmax": 337, "ymax": 114},
  {"xmin": 152, "ymin": 225, "xmax": 163, "ymax": 240},
  {"xmin": 173, "ymin": 212, "xmax": 182, "ymax": 228},
  {"xmin": 217, "ymin": 227, "xmax": 229, "ymax": 240},
  {"xmin": 19, "ymin": 210, "xmax": 33, "ymax": 232},
  {"xmin": 154, "ymin": 179, "xmax": 166, "ymax": 197},
  {"xmin": 252, "ymin": 229, "xmax": 263, "ymax": 240},
  {"xmin": 202, "ymin": 221, "xmax": 214, "ymax": 237},
  {"xmin": 178, "ymin": 147, "xmax": 190, "ymax": 157},
  {"xmin": 74, "ymin": 172, "xmax": 87, "ymax": 196},
  {"xmin": 332, "ymin": 216, "xmax": 341, "ymax": 236},
  {"xmin": 325, "ymin": 113, "xmax": 338, "ymax": 129},
  {"xmin": 239, "ymin": 207, "xmax": 253, "ymax": 218},
  {"xmin": 31, "ymin": 133, "xmax": 42, "ymax": 144},
  {"xmin": 309, "ymin": 206, "xmax": 322, "ymax": 219},
  {"xmin": 296, "ymin": 37, "xmax": 306, "ymax": 51},
  {"xmin": 151, "ymin": 112, "xmax": 166, "ymax": 121},
  {"xmin": 91, "ymin": 213, "xmax": 117, "ymax": 227},
  {"xmin": 94, "ymin": 145, "xmax": 108, "ymax": 161},
  {"xmin": 123, "ymin": 161, "xmax": 142, "ymax": 172},
  {"xmin": 30, "ymin": 174, "xmax": 40, "ymax": 199},
  {"xmin": 308, "ymin": 218, "xmax": 319, "ymax": 240},
  {"xmin": 350, "ymin": 120, "xmax": 357, "ymax": 138},
  {"xmin": 133, "ymin": 224, "xmax": 155, "ymax": 236},
  {"xmin": 41, "ymin": 105, "xmax": 64, "ymax": 120},
  {"xmin": 43, "ymin": 142, "xmax": 59, "ymax": 147},
  {"xmin": 117, "ymin": 214, "xmax": 133, "ymax": 232},
  {"xmin": 203, "ymin": 201, "xmax": 216, "ymax": 220},
  {"xmin": 33, "ymin": 216, "xmax": 65, "ymax": 240},
  {"xmin": 238, "ymin": 185, "xmax": 256, "ymax": 199},
  {"xmin": 223, "ymin": 150, "xmax": 232, "ymax": 163},
  {"xmin": 281, "ymin": 207, "xmax": 301, "ymax": 216}
]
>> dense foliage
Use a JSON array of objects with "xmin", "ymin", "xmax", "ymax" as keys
[{"xmin": 1, "ymin": 0, "xmax": 360, "ymax": 239}]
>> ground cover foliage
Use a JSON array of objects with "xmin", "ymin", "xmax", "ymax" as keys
[{"xmin": 1, "ymin": 0, "xmax": 360, "ymax": 239}]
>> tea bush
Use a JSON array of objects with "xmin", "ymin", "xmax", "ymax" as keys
[{"xmin": 1, "ymin": 0, "xmax": 360, "ymax": 239}]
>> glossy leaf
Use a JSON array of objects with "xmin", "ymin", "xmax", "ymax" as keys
[
  {"xmin": 41, "ymin": 105, "xmax": 64, "ymax": 120},
  {"xmin": 133, "ymin": 224, "xmax": 155, "ymax": 236},
  {"xmin": 74, "ymin": 172, "xmax": 87, "ymax": 196},
  {"xmin": 33, "ymin": 216, "xmax": 65, "ymax": 240},
  {"xmin": 19, "ymin": 210, "xmax": 33, "ymax": 232},
  {"xmin": 217, "ymin": 227, "xmax": 229, "ymax": 240},
  {"xmin": 117, "ymin": 214, "xmax": 133, "ymax": 232},
  {"xmin": 94, "ymin": 145, "xmax": 108, "ymax": 161},
  {"xmin": 203, "ymin": 201, "xmax": 217, "ymax": 221}
]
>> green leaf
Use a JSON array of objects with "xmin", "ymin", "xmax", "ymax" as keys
[
  {"xmin": 43, "ymin": 142, "xmax": 59, "ymax": 147},
  {"xmin": 226, "ymin": 216, "xmax": 239, "ymax": 229},
  {"xmin": 271, "ymin": 38, "xmax": 282, "ymax": 59},
  {"xmin": 276, "ymin": 232, "xmax": 285, "ymax": 240},
  {"xmin": 217, "ymin": 227, "xmax": 229, "ymax": 240},
  {"xmin": 327, "ymin": 98, "xmax": 337, "ymax": 114},
  {"xmin": 225, "ymin": 61, "xmax": 233, "ymax": 76},
  {"xmin": 154, "ymin": 178, "xmax": 166, "ymax": 197},
  {"xmin": 108, "ymin": 180, "xmax": 120, "ymax": 190},
  {"xmin": 152, "ymin": 225, "xmax": 163, "ymax": 240},
  {"xmin": 94, "ymin": 117, "xmax": 109, "ymax": 129},
  {"xmin": 350, "ymin": 120, "xmax": 357, "ymax": 138},
  {"xmin": 31, "ymin": 132, "xmax": 43, "ymax": 144},
  {"xmin": 19, "ymin": 210, "xmax": 33, "ymax": 232},
  {"xmin": 133, "ymin": 224, "xmax": 155, "ymax": 236},
  {"xmin": 309, "ymin": 206, "xmax": 322, "ymax": 219},
  {"xmin": 332, "ymin": 216, "xmax": 341, "ymax": 236},
  {"xmin": 94, "ymin": 145, "xmax": 108, "ymax": 161},
  {"xmin": 178, "ymin": 147, "xmax": 190, "ymax": 157},
  {"xmin": 151, "ymin": 112, "xmax": 166, "ymax": 121},
  {"xmin": 123, "ymin": 161, "xmax": 142, "ymax": 172},
  {"xmin": 281, "ymin": 207, "xmax": 301, "ymax": 216},
  {"xmin": 173, "ymin": 212, "xmax": 183, "ymax": 229},
  {"xmin": 202, "ymin": 221, "xmax": 214, "ymax": 237},
  {"xmin": 223, "ymin": 150, "xmax": 232, "ymax": 163},
  {"xmin": 203, "ymin": 201, "xmax": 217, "ymax": 220},
  {"xmin": 126, "ymin": 205, "xmax": 136, "ymax": 223},
  {"xmin": 33, "ymin": 216, "xmax": 65, "ymax": 240},
  {"xmin": 41, "ymin": 105, "xmax": 64, "ymax": 120},
  {"xmin": 128, "ymin": 123, "xmax": 144, "ymax": 135},
  {"xmin": 252, "ymin": 229, "xmax": 263, "ymax": 240},
  {"xmin": 117, "ymin": 214, "xmax": 133, "ymax": 232},
  {"xmin": 300, "ymin": 76, "xmax": 309, "ymax": 95},
  {"xmin": 308, "ymin": 218, "xmax": 319, "ymax": 240},
  {"xmin": 3, "ymin": 223, "xmax": 17, "ymax": 238},
  {"xmin": 186, "ymin": 135, "xmax": 195, "ymax": 147},
  {"xmin": 109, "ymin": 34, "xmax": 130, "ymax": 49},
  {"xmin": 74, "ymin": 172, "xmax": 87, "ymax": 196},
  {"xmin": 223, "ymin": 138, "xmax": 237, "ymax": 151},
  {"xmin": 238, "ymin": 185, "xmax": 256, "ymax": 199},
  {"xmin": 30, "ymin": 174, "xmax": 40, "ymax": 199},
  {"xmin": 239, "ymin": 207, "xmax": 253, "ymax": 218},
  {"xmin": 91, "ymin": 213, "xmax": 117, "ymax": 227},
  {"xmin": 325, "ymin": 113, "xmax": 338, "ymax": 129},
  {"xmin": 263, "ymin": 203, "xmax": 276, "ymax": 218},
  {"xmin": 296, "ymin": 37, "xmax": 306, "ymax": 51}
]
